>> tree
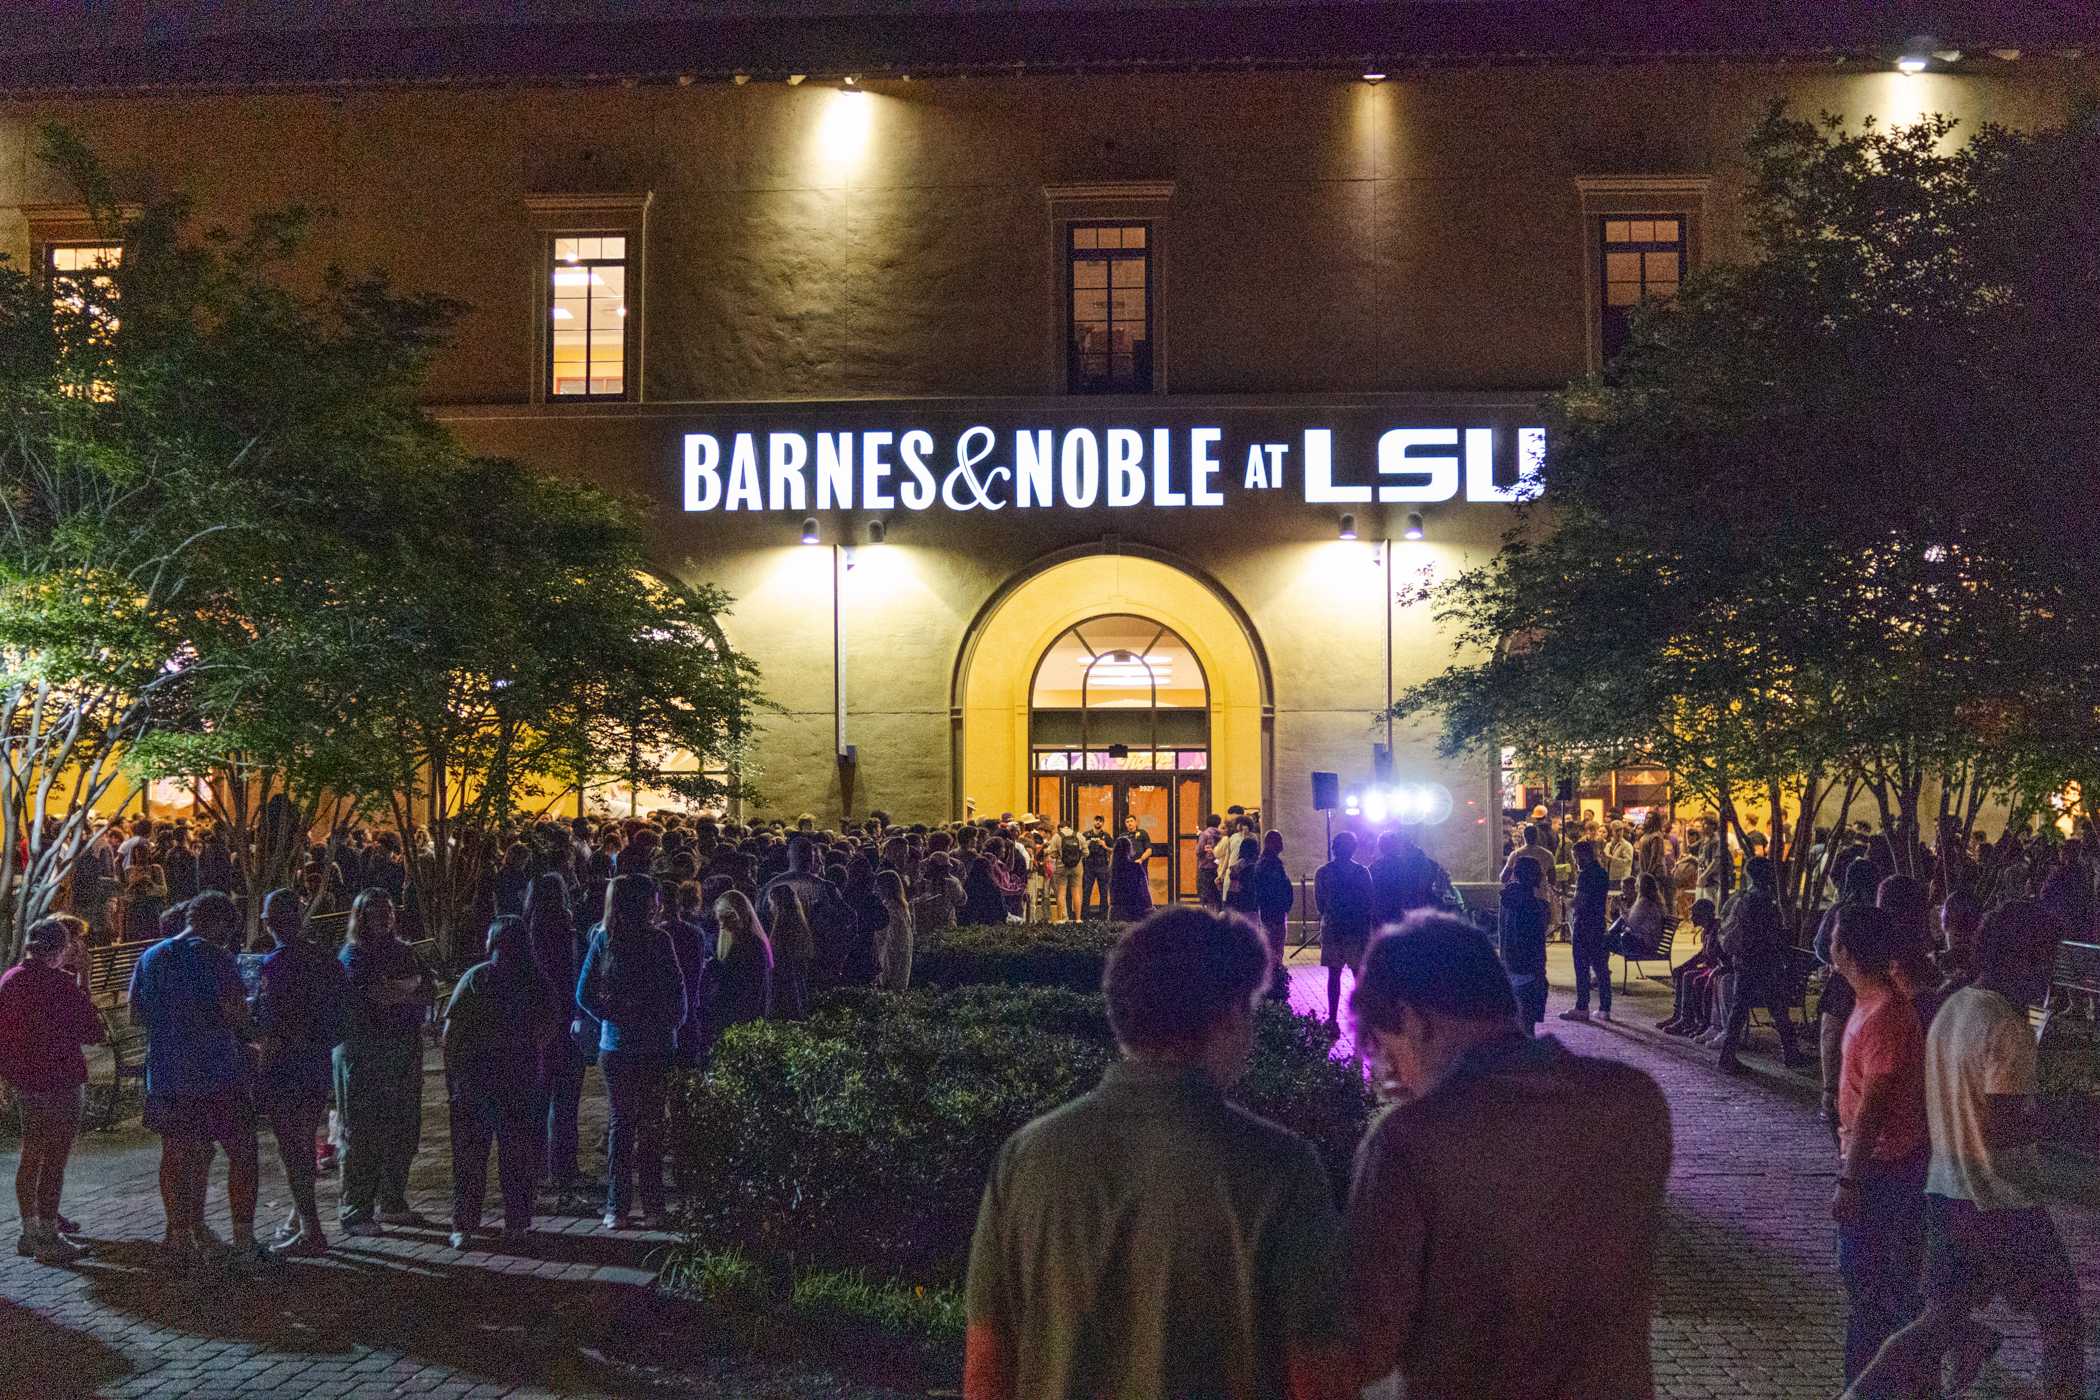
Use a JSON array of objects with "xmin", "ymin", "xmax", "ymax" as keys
[{"xmin": 1397, "ymin": 104, "xmax": 2100, "ymax": 925}]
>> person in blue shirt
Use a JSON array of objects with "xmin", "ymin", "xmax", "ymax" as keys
[
  {"xmin": 128, "ymin": 890, "xmax": 270, "ymax": 1272},
  {"xmin": 575, "ymin": 874, "xmax": 687, "ymax": 1230},
  {"xmin": 251, "ymin": 887, "xmax": 348, "ymax": 1258},
  {"xmin": 333, "ymin": 889, "xmax": 433, "ymax": 1237}
]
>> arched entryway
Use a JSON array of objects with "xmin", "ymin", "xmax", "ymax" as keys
[{"xmin": 952, "ymin": 549, "xmax": 1270, "ymax": 903}]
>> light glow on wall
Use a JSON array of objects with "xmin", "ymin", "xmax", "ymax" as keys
[{"xmin": 813, "ymin": 85, "xmax": 876, "ymax": 174}]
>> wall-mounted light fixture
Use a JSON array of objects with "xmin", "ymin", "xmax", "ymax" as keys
[
  {"xmin": 1338, "ymin": 513, "xmax": 1358, "ymax": 541},
  {"xmin": 800, "ymin": 517, "xmax": 820, "ymax": 545},
  {"xmin": 1404, "ymin": 512, "xmax": 1425, "ymax": 541}
]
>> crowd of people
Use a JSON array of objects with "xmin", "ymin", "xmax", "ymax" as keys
[{"xmin": 0, "ymin": 798, "xmax": 2089, "ymax": 1397}]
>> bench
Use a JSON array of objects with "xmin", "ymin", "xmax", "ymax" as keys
[
  {"xmin": 1619, "ymin": 916, "xmax": 1679, "ymax": 991},
  {"xmin": 87, "ymin": 939, "xmax": 157, "ymax": 1131},
  {"xmin": 1747, "ymin": 945, "xmax": 1820, "ymax": 1044}
]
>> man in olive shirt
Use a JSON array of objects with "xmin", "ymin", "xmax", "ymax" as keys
[
  {"xmin": 1346, "ymin": 913, "xmax": 1674, "ymax": 1399},
  {"xmin": 964, "ymin": 907, "xmax": 1346, "ymax": 1400}
]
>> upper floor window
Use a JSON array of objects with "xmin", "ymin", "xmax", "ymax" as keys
[
  {"xmin": 1068, "ymin": 222, "xmax": 1151, "ymax": 394},
  {"xmin": 46, "ymin": 242, "xmax": 122, "ymax": 398},
  {"xmin": 1599, "ymin": 217, "xmax": 1682, "ymax": 361},
  {"xmin": 549, "ymin": 235, "xmax": 627, "ymax": 399}
]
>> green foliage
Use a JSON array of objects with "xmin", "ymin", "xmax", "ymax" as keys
[
  {"xmin": 1397, "ymin": 105, "xmax": 2100, "ymax": 909},
  {"xmin": 671, "ymin": 982, "xmax": 1369, "ymax": 1287},
  {"xmin": 656, "ymin": 1245, "xmax": 772, "ymax": 1311},
  {"xmin": 909, "ymin": 920, "xmax": 1122, "ymax": 992},
  {"xmin": 788, "ymin": 1270, "xmax": 967, "ymax": 1343}
]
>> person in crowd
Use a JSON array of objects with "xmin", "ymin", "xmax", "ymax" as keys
[
  {"xmin": 523, "ymin": 873, "xmax": 594, "ymax": 1201},
  {"xmin": 1194, "ymin": 813, "xmax": 1223, "ymax": 909},
  {"xmin": 120, "ymin": 860, "xmax": 169, "ymax": 943},
  {"xmin": 1080, "ymin": 824, "xmax": 1112, "ymax": 920},
  {"xmin": 1346, "ymin": 914, "xmax": 1672, "ymax": 1397},
  {"xmin": 1604, "ymin": 821, "xmax": 1636, "ymax": 886},
  {"xmin": 873, "ymin": 868, "xmax": 916, "ymax": 991},
  {"xmin": 1846, "ymin": 901, "xmax": 2083, "ymax": 1399},
  {"xmin": 251, "ymin": 888, "xmax": 348, "ymax": 1259},
  {"xmin": 1316, "ymin": 829, "xmax": 1374, "ymax": 1026},
  {"xmin": 1107, "ymin": 836, "xmax": 1153, "ymax": 924},
  {"xmin": 664, "ymin": 882, "xmax": 713, "ymax": 1064},
  {"xmin": 1826, "ymin": 903, "xmax": 1931, "ymax": 1391},
  {"xmin": 129, "ymin": 891, "xmax": 272, "ymax": 1272},
  {"xmin": 1120, "ymin": 813, "xmax": 1152, "ymax": 865},
  {"xmin": 1658, "ymin": 894, "xmax": 1722, "ymax": 1035},
  {"xmin": 576, "ymin": 874, "xmax": 687, "ymax": 1230},
  {"xmin": 1368, "ymin": 828, "xmax": 1439, "ymax": 932},
  {"xmin": 1933, "ymin": 887, "xmax": 1984, "ymax": 994},
  {"xmin": 955, "ymin": 851, "xmax": 1004, "ymax": 928},
  {"xmin": 963, "ymin": 908, "xmax": 1344, "ymax": 1399},
  {"xmin": 1224, "ymin": 831, "xmax": 1262, "ymax": 922},
  {"xmin": 0, "ymin": 914, "xmax": 104, "ymax": 1264},
  {"xmin": 1559, "ymin": 838, "xmax": 1614, "ymax": 1023},
  {"xmin": 1612, "ymin": 871, "xmax": 1669, "ymax": 965},
  {"xmin": 760, "ymin": 837, "xmax": 850, "ymax": 979},
  {"xmin": 1815, "ymin": 858, "xmax": 1881, "ymax": 1124},
  {"xmin": 912, "ymin": 850, "xmax": 967, "ymax": 934},
  {"xmin": 442, "ymin": 915, "xmax": 553, "ymax": 1250},
  {"xmin": 335, "ymin": 888, "xmax": 434, "ymax": 1237},
  {"xmin": 1500, "ymin": 822, "xmax": 1555, "ymax": 886},
  {"xmin": 1714, "ymin": 856, "xmax": 1809, "ymax": 1074},
  {"xmin": 1247, "ymin": 829, "xmax": 1295, "ymax": 1000},
  {"xmin": 762, "ymin": 882, "xmax": 815, "ymax": 1017},
  {"xmin": 491, "ymin": 842, "xmax": 532, "ymax": 918},
  {"xmin": 702, "ymin": 890, "xmax": 774, "ymax": 1048},
  {"xmin": 1054, "ymin": 826, "xmax": 1086, "ymax": 922},
  {"xmin": 1498, "ymin": 855, "xmax": 1552, "ymax": 1033}
]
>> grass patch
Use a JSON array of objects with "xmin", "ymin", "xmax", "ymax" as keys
[{"xmin": 789, "ymin": 1269, "xmax": 966, "ymax": 1343}]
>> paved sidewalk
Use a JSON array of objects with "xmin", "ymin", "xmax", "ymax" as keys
[{"xmin": 0, "ymin": 949, "xmax": 2093, "ymax": 1398}]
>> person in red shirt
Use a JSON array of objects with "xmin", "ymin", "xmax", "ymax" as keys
[
  {"xmin": 0, "ymin": 914, "xmax": 107, "ymax": 1264},
  {"xmin": 1828, "ymin": 902, "xmax": 1930, "ymax": 1389}
]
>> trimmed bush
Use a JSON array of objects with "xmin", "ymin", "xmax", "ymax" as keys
[
  {"xmin": 909, "ymin": 920, "xmax": 1121, "ymax": 992},
  {"xmin": 670, "ymin": 982, "xmax": 1371, "ymax": 1286}
]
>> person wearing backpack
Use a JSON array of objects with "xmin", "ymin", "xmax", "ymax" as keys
[
  {"xmin": 1714, "ymin": 856, "xmax": 1810, "ymax": 1073},
  {"xmin": 1055, "ymin": 827, "xmax": 1085, "ymax": 922}
]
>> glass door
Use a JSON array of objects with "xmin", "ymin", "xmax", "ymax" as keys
[
  {"xmin": 1174, "ymin": 776, "xmax": 1208, "ymax": 900},
  {"xmin": 1126, "ymin": 781, "xmax": 1172, "ymax": 908}
]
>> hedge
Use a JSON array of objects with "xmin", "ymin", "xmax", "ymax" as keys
[
  {"xmin": 669, "ymin": 981, "xmax": 1371, "ymax": 1287},
  {"xmin": 908, "ymin": 919, "xmax": 1121, "ymax": 992}
]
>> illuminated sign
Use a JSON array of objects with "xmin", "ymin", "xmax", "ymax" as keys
[{"xmin": 679, "ymin": 422, "xmax": 1543, "ymax": 513}]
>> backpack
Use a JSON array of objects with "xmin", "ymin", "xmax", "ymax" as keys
[{"xmin": 1059, "ymin": 833, "xmax": 1083, "ymax": 866}]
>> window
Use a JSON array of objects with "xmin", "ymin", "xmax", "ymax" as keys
[
  {"xmin": 1067, "ymin": 223, "xmax": 1152, "ymax": 394},
  {"xmin": 548, "ymin": 235, "xmax": 627, "ymax": 399},
  {"xmin": 1598, "ymin": 217, "xmax": 1682, "ymax": 360},
  {"xmin": 46, "ymin": 242, "xmax": 122, "ymax": 398}
]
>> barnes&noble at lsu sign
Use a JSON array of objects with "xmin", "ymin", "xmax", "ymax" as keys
[{"xmin": 677, "ymin": 406, "xmax": 1544, "ymax": 515}]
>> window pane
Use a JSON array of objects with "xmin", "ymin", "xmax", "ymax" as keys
[
  {"xmin": 600, "ymin": 236, "xmax": 627, "ymax": 259},
  {"xmin": 1606, "ymin": 282, "xmax": 1640, "ymax": 306},
  {"xmin": 1072, "ymin": 259, "xmax": 1108, "ymax": 289},
  {"xmin": 1122, "ymin": 225, "xmax": 1146, "ymax": 248},
  {"xmin": 1643, "ymin": 251, "xmax": 1679, "ymax": 279},
  {"xmin": 1605, "ymin": 251, "xmax": 1641, "ymax": 281},
  {"xmin": 1109, "ymin": 259, "xmax": 1146, "ymax": 288},
  {"xmin": 1110, "ymin": 289, "xmax": 1146, "ymax": 323},
  {"xmin": 1604, "ymin": 219, "xmax": 1632, "ymax": 243},
  {"xmin": 1630, "ymin": 220, "xmax": 1656, "ymax": 241},
  {"xmin": 1072, "ymin": 288, "xmax": 1108, "ymax": 322},
  {"xmin": 1073, "ymin": 227, "xmax": 1100, "ymax": 250},
  {"xmin": 1653, "ymin": 219, "xmax": 1679, "ymax": 242}
]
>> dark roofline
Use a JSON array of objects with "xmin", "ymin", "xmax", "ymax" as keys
[{"xmin": 3, "ymin": 2, "xmax": 2094, "ymax": 98}]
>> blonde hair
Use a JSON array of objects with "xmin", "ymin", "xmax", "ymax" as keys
[{"xmin": 714, "ymin": 888, "xmax": 774, "ymax": 967}]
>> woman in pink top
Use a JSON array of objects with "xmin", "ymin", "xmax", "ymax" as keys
[{"xmin": 0, "ymin": 915, "xmax": 107, "ymax": 1263}]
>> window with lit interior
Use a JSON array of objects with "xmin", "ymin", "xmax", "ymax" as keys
[
  {"xmin": 1599, "ymin": 216, "xmax": 1682, "ymax": 361},
  {"xmin": 549, "ymin": 235, "xmax": 627, "ymax": 399},
  {"xmin": 46, "ymin": 242, "xmax": 122, "ymax": 396},
  {"xmin": 1067, "ymin": 223, "xmax": 1152, "ymax": 394}
]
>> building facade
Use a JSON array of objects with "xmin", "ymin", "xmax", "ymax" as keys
[{"xmin": 3, "ymin": 5, "xmax": 2093, "ymax": 893}]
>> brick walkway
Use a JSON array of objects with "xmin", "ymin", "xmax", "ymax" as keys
[{"xmin": 1, "ymin": 950, "xmax": 2093, "ymax": 1399}]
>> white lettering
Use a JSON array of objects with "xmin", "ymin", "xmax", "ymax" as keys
[
  {"xmin": 861, "ymin": 430, "xmax": 896, "ymax": 511},
  {"xmin": 1149, "ymin": 428, "xmax": 1185, "ymax": 508},
  {"xmin": 1191, "ymin": 428, "xmax": 1223, "ymax": 505},
  {"xmin": 898, "ymin": 429, "xmax": 936, "ymax": 510},
  {"xmin": 1376, "ymin": 428, "xmax": 1459, "ymax": 503},
  {"xmin": 1060, "ymin": 429, "xmax": 1100, "ymax": 508},
  {"xmin": 1300, "ymin": 429, "xmax": 1368, "ymax": 503},
  {"xmin": 726, "ymin": 433, "xmax": 763, "ymax": 511},
  {"xmin": 1016, "ymin": 430, "xmax": 1054, "ymax": 509},
  {"xmin": 682, "ymin": 433, "xmax": 722, "ymax": 511},
  {"xmin": 816, "ymin": 433, "xmax": 854, "ymax": 510},
  {"xmin": 1243, "ymin": 444, "xmax": 1270, "ymax": 490},
  {"xmin": 1107, "ymin": 429, "xmax": 1144, "ymax": 507},
  {"xmin": 1264, "ymin": 443, "xmax": 1289, "ymax": 486},
  {"xmin": 767, "ymin": 432, "xmax": 809, "ymax": 511}
]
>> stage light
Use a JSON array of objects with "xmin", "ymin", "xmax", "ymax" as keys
[
  {"xmin": 1363, "ymin": 788, "xmax": 1390, "ymax": 824},
  {"xmin": 800, "ymin": 517, "xmax": 820, "ymax": 545},
  {"xmin": 1343, "ymin": 786, "xmax": 1362, "ymax": 816}
]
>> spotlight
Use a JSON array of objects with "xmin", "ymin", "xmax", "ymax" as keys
[
  {"xmin": 1338, "ymin": 513, "xmax": 1358, "ymax": 541},
  {"xmin": 867, "ymin": 520, "xmax": 886, "ymax": 545},
  {"xmin": 1363, "ymin": 789, "xmax": 1390, "ymax": 824},
  {"xmin": 800, "ymin": 517, "xmax": 820, "ymax": 545},
  {"xmin": 1362, "ymin": 71, "xmax": 1387, "ymax": 83},
  {"xmin": 1343, "ymin": 786, "xmax": 1362, "ymax": 817},
  {"xmin": 1896, "ymin": 54, "xmax": 1928, "ymax": 74},
  {"xmin": 1404, "ymin": 512, "xmax": 1425, "ymax": 541}
]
